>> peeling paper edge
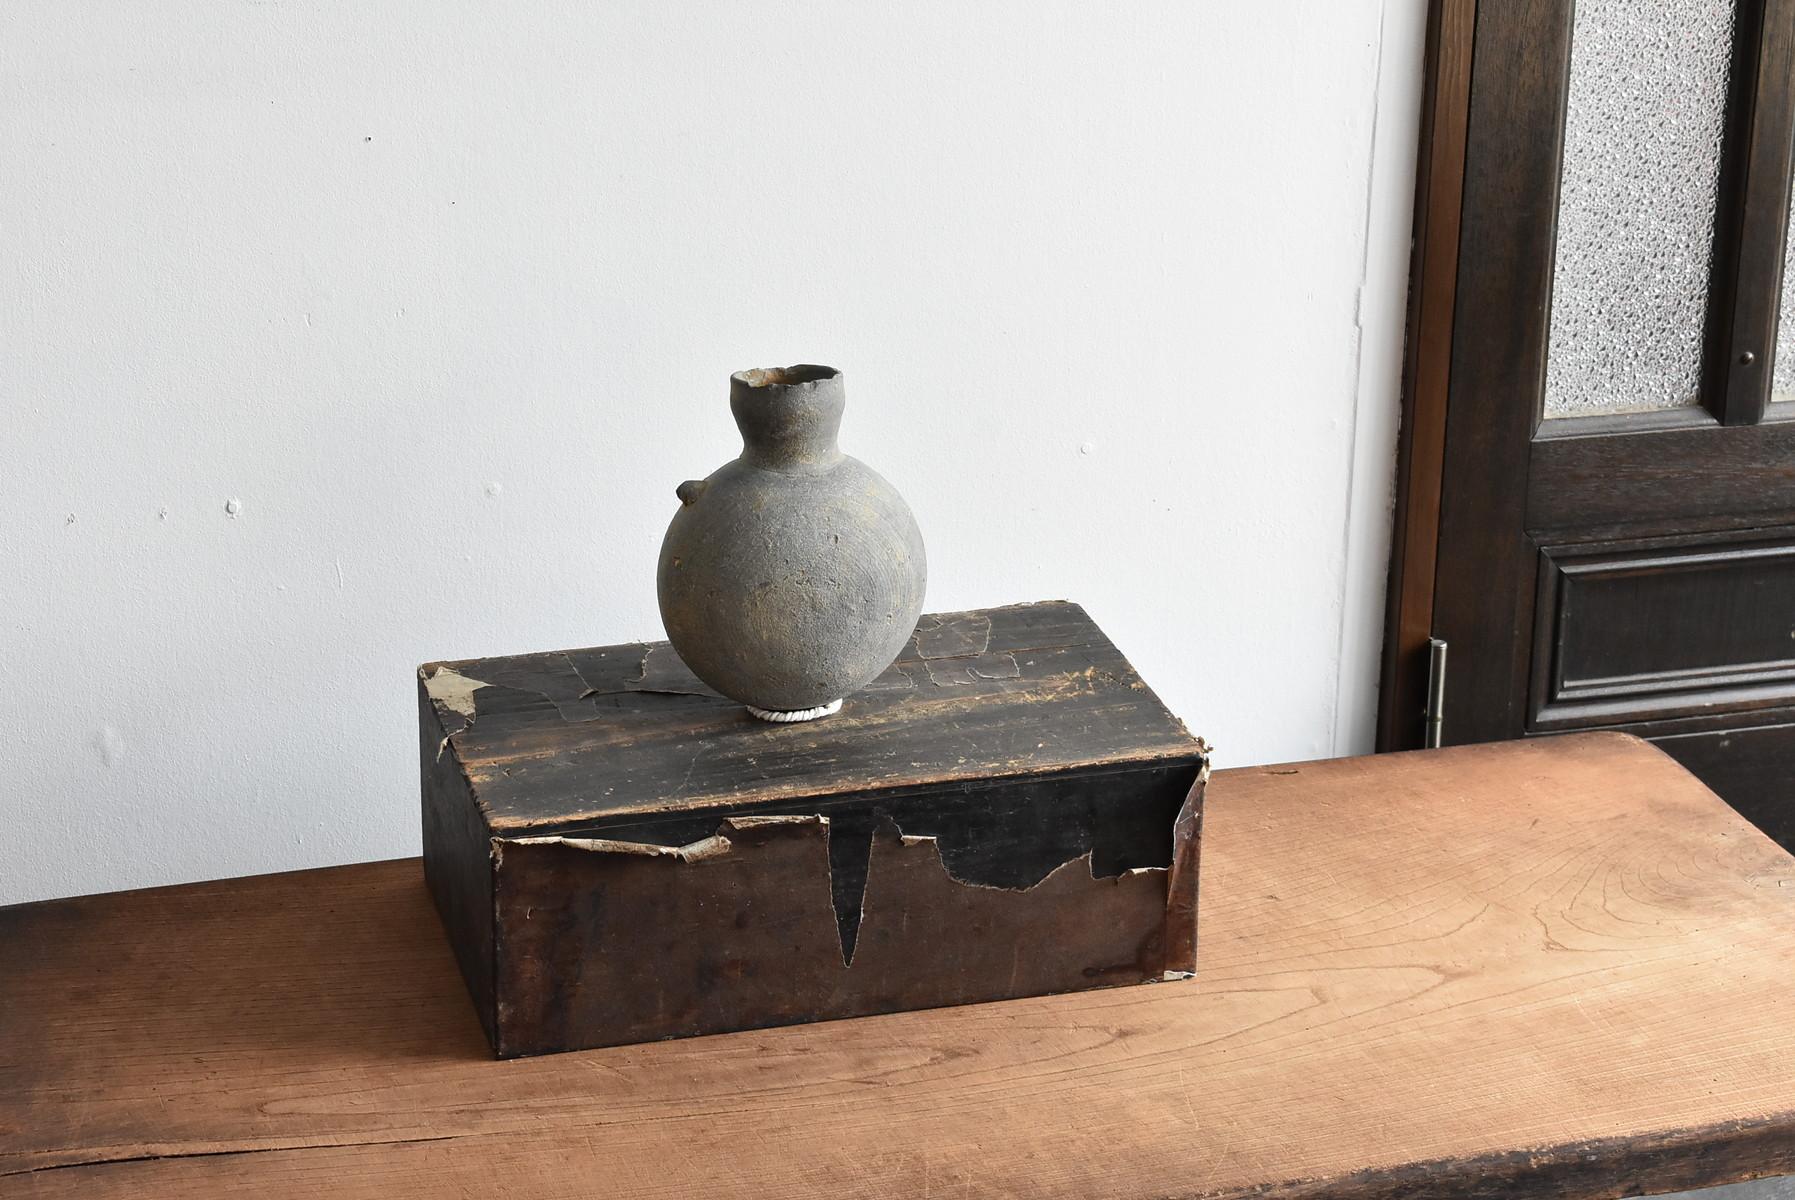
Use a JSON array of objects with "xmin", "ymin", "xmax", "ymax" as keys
[
  {"xmin": 911, "ymin": 611, "xmax": 995, "ymax": 660},
  {"xmin": 422, "ymin": 664, "xmax": 489, "ymax": 720},
  {"xmin": 859, "ymin": 820, "xmax": 1168, "ymax": 966},
  {"xmin": 508, "ymin": 811, "xmax": 1170, "ymax": 896},
  {"xmin": 726, "ymin": 814, "xmax": 827, "ymax": 831},
  {"xmin": 422, "ymin": 665, "xmax": 491, "ymax": 762},
  {"xmin": 890, "ymin": 823, "xmax": 1169, "ymax": 895},
  {"xmin": 506, "ymin": 814, "xmax": 829, "ymax": 866},
  {"xmin": 1161, "ymin": 756, "xmax": 1210, "ymax": 980},
  {"xmin": 498, "ymin": 799, "xmax": 1194, "ymax": 975},
  {"xmin": 511, "ymin": 833, "xmax": 735, "ymax": 865}
]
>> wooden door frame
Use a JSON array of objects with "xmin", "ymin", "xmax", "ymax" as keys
[
  {"xmin": 1378, "ymin": 0, "xmax": 1795, "ymax": 753},
  {"xmin": 1376, "ymin": 0, "xmax": 1478, "ymax": 752}
]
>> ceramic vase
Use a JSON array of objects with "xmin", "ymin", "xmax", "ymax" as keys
[{"xmin": 657, "ymin": 365, "xmax": 927, "ymax": 720}]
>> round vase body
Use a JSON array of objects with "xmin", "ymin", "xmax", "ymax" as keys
[{"xmin": 657, "ymin": 365, "xmax": 927, "ymax": 715}]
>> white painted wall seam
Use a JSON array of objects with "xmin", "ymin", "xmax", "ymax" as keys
[{"xmin": 1332, "ymin": 0, "xmax": 1427, "ymax": 757}]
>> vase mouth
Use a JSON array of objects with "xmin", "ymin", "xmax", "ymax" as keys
[{"xmin": 732, "ymin": 364, "xmax": 840, "ymax": 390}]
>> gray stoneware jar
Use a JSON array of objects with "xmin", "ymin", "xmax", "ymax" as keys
[{"xmin": 657, "ymin": 365, "xmax": 927, "ymax": 721}]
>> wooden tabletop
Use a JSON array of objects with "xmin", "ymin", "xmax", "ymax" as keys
[{"xmin": 6, "ymin": 733, "xmax": 1795, "ymax": 1198}]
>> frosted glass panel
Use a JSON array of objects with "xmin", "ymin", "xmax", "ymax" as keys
[
  {"xmin": 1543, "ymin": 0, "xmax": 1736, "ymax": 419},
  {"xmin": 1774, "ymin": 197, "xmax": 1795, "ymax": 403}
]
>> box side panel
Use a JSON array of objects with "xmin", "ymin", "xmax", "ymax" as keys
[
  {"xmin": 560, "ymin": 762, "xmax": 1202, "ymax": 874},
  {"xmin": 1164, "ymin": 763, "xmax": 1207, "ymax": 976},
  {"xmin": 492, "ymin": 818, "xmax": 846, "ymax": 1057},
  {"xmin": 490, "ymin": 762, "xmax": 1203, "ymax": 1056},
  {"xmin": 567, "ymin": 759, "xmax": 1205, "ymax": 952},
  {"xmin": 845, "ymin": 815, "xmax": 1172, "ymax": 1004},
  {"xmin": 418, "ymin": 676, "xmax": 497, "ymax": 1052}
]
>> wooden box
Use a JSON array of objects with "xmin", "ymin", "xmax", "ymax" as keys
[{"xmin": 419, "ymin": 600, "xmax": 1208, "ymax": 1058}]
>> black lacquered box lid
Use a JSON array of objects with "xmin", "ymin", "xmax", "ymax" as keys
[{"xmin": 420, "ymin": 600, "xmax": 1204, "ymax": 834}]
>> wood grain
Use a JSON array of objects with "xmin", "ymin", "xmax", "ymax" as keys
[
  {"xmin": 7, "ymin": 734, "xmax": 1795, "ymax": 1198},
  {"xmin": 425, "ymin": 601, "xmax": 1202, "ymax": 829},
  {"xmin": 1527, "ymin": 529, "xmax": 1795, "ymax": 730},
  {"xmin": 1377, "ymin": 0, "xmax": 1475, "ymax": 753},
  {"xmin": 1427, "ymin": 0, "xmax": 1572, "ymax": 744},
  {"xmin": 1527, "ymin": 422, "xmax": 1795, "ymax": 534},
  {"xmin": 1707, "ymin": 0, "xmax": 1795, "ymax": 427}
]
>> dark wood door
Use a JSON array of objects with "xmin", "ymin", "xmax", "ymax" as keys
[{"xmin": 1380, "ymin": 0, "xmax": 1795, "ymax": 845}]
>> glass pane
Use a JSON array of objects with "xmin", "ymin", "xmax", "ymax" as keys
[
  {"xmin": 1774, "ymin": 202, "xmax": 1795, "ymax": 403},
  {"xmin": 1543, "ymin": 0, "xmax": 1737, "ymax": 419}
]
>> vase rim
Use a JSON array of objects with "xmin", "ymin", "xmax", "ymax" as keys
[{"xmin": 731, "ymin": 364, "xmax": 841, "ymax": 390}]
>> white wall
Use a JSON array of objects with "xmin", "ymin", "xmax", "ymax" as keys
[{"xmin": 1, "ymin": 2, "xmax": 1424, "ymax": 905}]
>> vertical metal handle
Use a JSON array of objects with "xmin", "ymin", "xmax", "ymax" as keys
[{"xmin": 1423, "ymin": 637, "xmax": 1448, "ymax": 750}]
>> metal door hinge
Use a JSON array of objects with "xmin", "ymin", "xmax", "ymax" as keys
[{"xmin": 1423, "ymin": 637, "xmax": 1448, "ymax": 749}]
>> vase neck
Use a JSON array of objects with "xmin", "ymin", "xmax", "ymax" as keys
[{"xmin": 730, "ymin": 365, "xmax": 845, "ymax": 471}]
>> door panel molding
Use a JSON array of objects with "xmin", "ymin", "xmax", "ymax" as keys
[{"xmin": 1531, "ymin": 530, "xmax": 1795, "ymax": 729}]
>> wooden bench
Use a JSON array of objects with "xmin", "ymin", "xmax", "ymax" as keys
[{"xmin": 6, "ymin": 733, "xmax": 1795, "ymax": 1197}]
